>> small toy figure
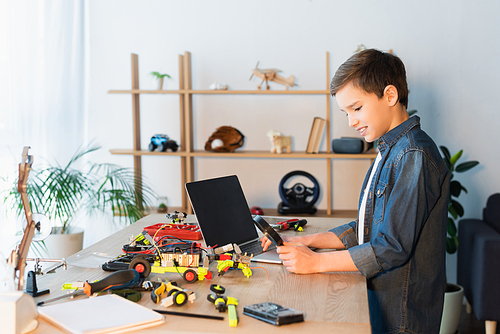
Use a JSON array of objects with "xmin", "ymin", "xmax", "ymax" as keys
[
  {"xmin": 267, "ymin": 130, "xmax": 292, "ymax": 154},
  {"xmin": 207, "ymin": 243, "xmax": 253, "ymax": 278},
  {"xmin": 166, "ymin": 211, "xmax": 187, "ymax": 224},
  {"xmin": 151, "ymin": 279, "xmax": 196, "ymax": 307},
  {"xmin": 215, "ymin": 254, "xmax": 253, "ymax": 278},
  {"xmin": 250, "ymin": 62, "xmax": 297, "ymax": 91},
  {"xmin": 149, "ymin": 134, "xmax": 178, "ymax": 152}
]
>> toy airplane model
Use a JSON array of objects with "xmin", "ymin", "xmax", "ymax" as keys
[{"xmin": 249, "ymin": 62, "xmax": 297, "ymax": 90}]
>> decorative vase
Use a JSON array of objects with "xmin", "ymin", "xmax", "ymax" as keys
[
  {"xmin": 43, "ymin": 227, "xmax": 84, "ymax": 259},
  {"xmin": 440, "ymin": 283, "xmax": 464, "ymax": 334},
  {"xmin": 157, "ymin": 77, "xmax": 164, "ymax": 90}
]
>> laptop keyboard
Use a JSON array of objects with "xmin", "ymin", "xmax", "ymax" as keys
[{"xmin": 239, "ymin": 240, "xmax": 276, "ymax": 256}]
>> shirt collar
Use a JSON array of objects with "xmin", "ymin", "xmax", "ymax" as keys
[{"xmin": 377, "ymin": 116, "xmax": 420, "ymax": 152}]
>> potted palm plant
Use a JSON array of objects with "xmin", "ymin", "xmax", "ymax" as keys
[
  {"xmin": 439, "ymin": 145, "xmax": 479, "ymax": 334},
  {"xmin": 3, "ymin": 143, "xmax": 156, "ymax": 258},
  {"xmin": 150, "ymin": 71, "xmax": 171, "ymax": 90}
]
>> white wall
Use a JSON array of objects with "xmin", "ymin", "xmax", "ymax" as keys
[
  {"xmin": 88, "ymin": 0, "xmax": 500, "ymax": 212},
  {"xmin": 86, "ymin": 1, "xmax": 500, "ymax": 281}
]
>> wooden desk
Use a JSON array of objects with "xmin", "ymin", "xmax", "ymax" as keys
[{"xmin": 32, "ymin": 215, "xmax": 370, "ymax": 333}]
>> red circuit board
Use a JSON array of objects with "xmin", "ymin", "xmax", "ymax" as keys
[{"xmin": 143, "ymin": 223, "xmax": 203, "ymax": 240}]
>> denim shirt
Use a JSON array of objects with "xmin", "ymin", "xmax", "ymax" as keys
[{"xmin": 330, "ymin": 116, "xmax": 450, "ymax": 334}]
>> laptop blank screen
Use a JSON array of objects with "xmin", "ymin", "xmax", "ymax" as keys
[{"xmin": 185, "ymin": 175, "xmax": 259, "ymax": 247}]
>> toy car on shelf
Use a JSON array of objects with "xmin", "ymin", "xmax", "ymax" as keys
[{"xmin": 149, "ymin": 134, "xmax": 179, "ymax": 152}]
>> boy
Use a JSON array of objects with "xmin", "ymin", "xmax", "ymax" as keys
[{"xmin": 261, "ymin": 49, "xmax": 450, "ymax": 333}]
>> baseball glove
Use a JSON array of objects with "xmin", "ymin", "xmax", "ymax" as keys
[{"xmin": 205, "ymin": 126, "xmax": 245, "ymax": 152}]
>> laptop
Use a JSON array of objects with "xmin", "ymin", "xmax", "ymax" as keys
[{"xmin": 185, "ymin": 175, "xmax": 282, "ymax": 264}]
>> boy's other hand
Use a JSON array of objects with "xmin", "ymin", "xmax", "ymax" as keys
[
  {"xmin": 260, "ymin": 234, "xmax": 298, "ymax": 251},
  {"xmin": 277, "ymin": 241, "xmax": 319, "ymax": 274},
  {"xmin": 260, "ymin": 235, "xmax": 273, "ymax": 251}
]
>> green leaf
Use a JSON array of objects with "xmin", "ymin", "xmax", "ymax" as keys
[
  {"xmin": 446, "ymin": 237, "xmax": 457, "ymax": 254},
  {"xmin": 450, "ymin": 150, "xmax": 463, "ymax": 166},
  {"xmin": 440, "ymin": 146, "xmax": 451, "ymax": 170},
  {"xmin": 448, "ymin": 204, "xmax": 458, "ymax": 220},
  {"xmin": 150, "ymin": 72, "xmax": 171, "ymax": 79},
  {"xmin": 440, "ymin": 146, "xmax": 451, "ymax": 162},
  {"xmin": 455, "ymin": 161, "xmax": 479, "ymax": 173},
  {"xmin": 450, "ymin": 199, "xmax": 464, "ymax": 217},
  {"xmin": 450, "ymin": 181, "xmax": 462, "ymax": 198},
  {"xmin": 447, "ymin": 217, "xmax": 457, "ymax": 237}
]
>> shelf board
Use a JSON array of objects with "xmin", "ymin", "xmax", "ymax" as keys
[
  {"xmin": 110, "ymin": 149, "xmax": 377, "ymax": 159},
  {"xmin": 191, "ymin": 150, "xmax": 376, "ymax": 159},
  {"xmin": 108, "ymin": 89, "xmax": 184, "ymax": 94},
  {"xmin": 108, "ymin": 89, "xmax": 330, "ymax": 95},
  {"xmin": 186, "ymin": 89, "xmax": 330, "ymax": 95},
  {"xmin": 109, "ymin": 149, "xmax": 185, "ymax": 156}
]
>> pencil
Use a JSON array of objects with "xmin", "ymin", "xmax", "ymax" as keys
[{"xmin": 153, "ymin": 309, "xmax": 224, "ymax": 321}]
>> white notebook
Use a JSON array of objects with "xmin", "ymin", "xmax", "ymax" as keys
[{"xmin": 37, "ymin": 294, "xmax": 164, "ymax": 334}]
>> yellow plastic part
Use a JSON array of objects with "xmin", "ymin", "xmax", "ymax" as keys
[{"xmin": 228, "ymin": 304, "xmax": 238, "ymax": 327}]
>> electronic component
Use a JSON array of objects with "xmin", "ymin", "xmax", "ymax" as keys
[{"xmin": 243, "ymin": 302, "xmax": 304, "ymax": 326}]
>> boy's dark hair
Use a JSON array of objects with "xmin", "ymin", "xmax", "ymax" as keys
[{"xmin": 330, "ymin": 49, "xmax": 409, "ymax": 109}]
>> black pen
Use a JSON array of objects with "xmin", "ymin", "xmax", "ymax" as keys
[{"xmin": 153, "ymin": 309, "xmax": 224, "ymax": 321}]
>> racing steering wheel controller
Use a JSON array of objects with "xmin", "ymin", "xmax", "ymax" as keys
[{"xmin": 278, "ymin": 170, "xmax": 320, "ymax": 215}]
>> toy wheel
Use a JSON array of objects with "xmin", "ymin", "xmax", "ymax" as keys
[
  {"xmin": 279, "ymin": 170, "xmax": 320, "ymax": 209},
  {"xmin": 166, "ymin": 140, "xmax": 179, "ymax": 152},
  {"xmin": 210, "ymin": 284, "xmax": 225, "ymax": 295},
  {"xmin": 207, "ymin": 293, "xmax": 216, "ymax": 303},
  {"xmin": 129, "ymin": 257, "xmax": 151, "ymax": 278},
  {"xmin": 172, "ymin": 291, "xmax": 188, "ymax": 306},
  {"xmin": 159, "ymin": 142, "xmax": 167, "ymax": 152},
  {"xmin": 148, "ymin": 142, "xmax": 156, "ymax": 152},
  {"xmin": 183, "ymin": 269, "xmax": 198, "ymax": 283}
]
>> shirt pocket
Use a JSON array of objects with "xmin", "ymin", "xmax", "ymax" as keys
[{"xmin": 373, "ymin": 181, "xmax": 387, "ymax": 225}]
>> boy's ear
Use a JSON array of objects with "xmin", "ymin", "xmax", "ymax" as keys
[{"xmin": 384, "ymin": 85, "xmax": 399, "ymax": 107}]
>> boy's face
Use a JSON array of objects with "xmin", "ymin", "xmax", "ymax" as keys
[{"xmin": 335, "ymin": 82, "xmax": 400, "ymax": 143}]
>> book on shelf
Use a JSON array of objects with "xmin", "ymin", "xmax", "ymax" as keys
[{"xmin": 306, "ymin": 117, "xmax": 326, "ymax": 153}]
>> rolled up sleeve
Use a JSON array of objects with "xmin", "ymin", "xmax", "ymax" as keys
[{"xmin": 329, "ymin": 220, "xmax": 358, "ymax": 249}]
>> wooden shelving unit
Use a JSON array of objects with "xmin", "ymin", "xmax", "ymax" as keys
[{"xmin": 108, "ymin": 52, "xmax": 377, "ymax": 215}]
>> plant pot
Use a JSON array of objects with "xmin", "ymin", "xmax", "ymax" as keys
[
  {"xmin": 157, "ymin": 77, "xmax": 164, "ymax": 90},
  {"xmin": 43, "ymin": 227, "xmax": 84, "ymax": 259},
  {"xmin": 440, "ymin": 283, "xmax": 464, "ymax": 334}
]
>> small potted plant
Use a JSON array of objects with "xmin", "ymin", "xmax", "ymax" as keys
[{"xmin": 150, "ymin": 71, "xmax": 171, "ymax": 90}]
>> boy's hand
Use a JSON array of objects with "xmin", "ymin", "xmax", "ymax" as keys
[
  {"xmin": 260, "ymin": 234, "xmax": 298, "ymax": 251},
  {"xmin": 277, "ymin": 241, "xmax": 319, "ymax": 274}
]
